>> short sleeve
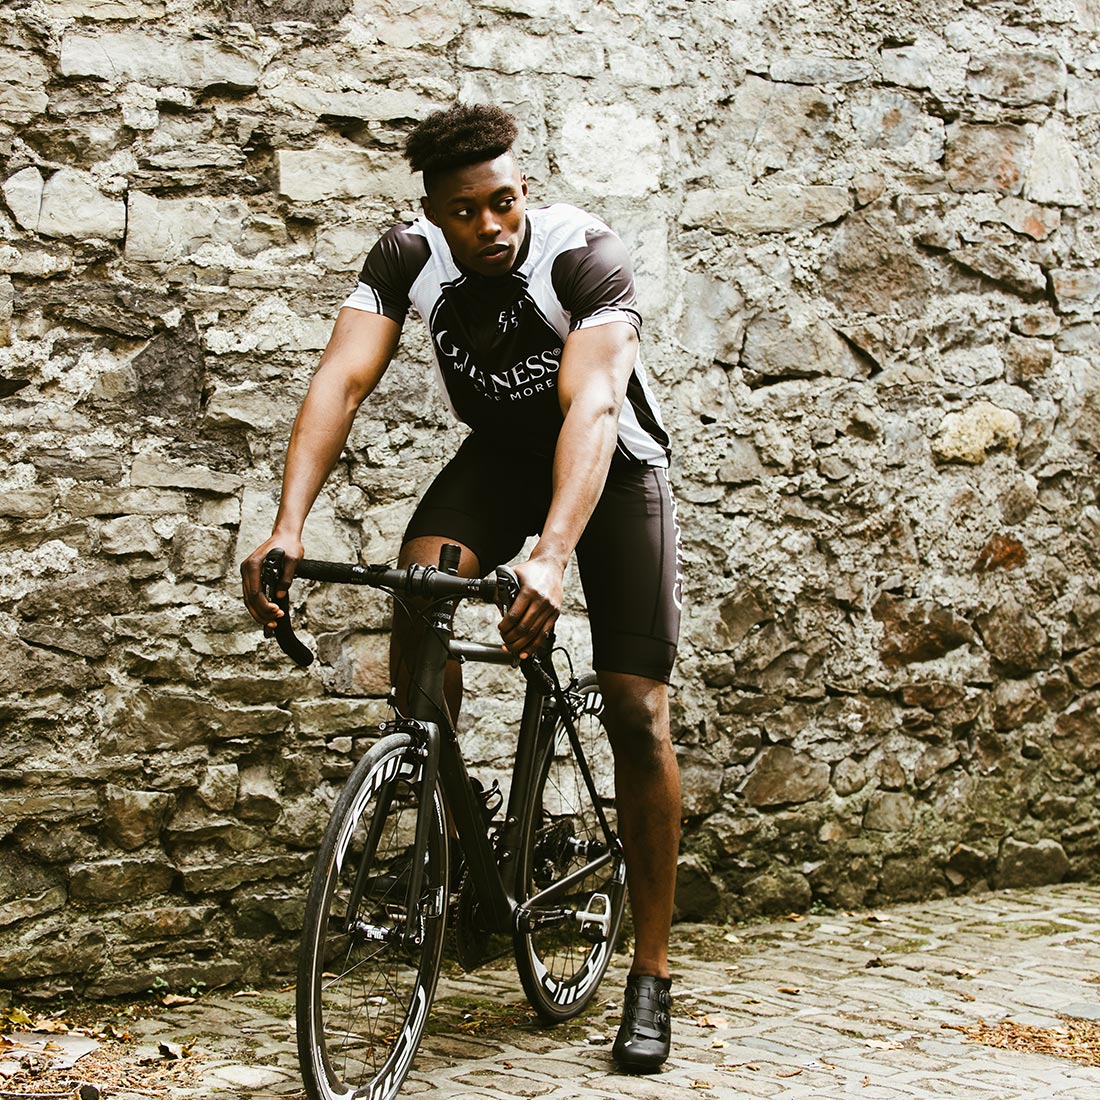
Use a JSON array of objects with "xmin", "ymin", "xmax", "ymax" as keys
[
  {"xmin": 550, "ymin": 227, "xmax": 642, "ymax": 333},
  {"xmin": 341, "ymin": 224, "xmax": 430, "ymax": 325}
]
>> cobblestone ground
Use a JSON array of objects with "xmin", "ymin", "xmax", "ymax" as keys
[{"xmin": 115, "ymin": 882, "xmax": 1100, "ymax": 1099}]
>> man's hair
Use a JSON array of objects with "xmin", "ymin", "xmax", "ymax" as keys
[{"xmin": 404, "ymin": 103, "xmax": 518, "ymax": 183}]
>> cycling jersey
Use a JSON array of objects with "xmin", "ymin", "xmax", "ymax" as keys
[{"xmin": 343, "ymin": 204, "xmax": 671, "ymax": 467}]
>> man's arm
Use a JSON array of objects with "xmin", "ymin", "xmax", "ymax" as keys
[
  {"xmin": 240, "ymin": 307, "xmax": 401, "ymax": 626},
  {"xmin": 499, "ymin": 321, "xmax": 639, "ymax": 657}
]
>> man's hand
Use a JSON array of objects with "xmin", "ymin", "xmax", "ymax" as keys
[
  {"xmin": 240, "ymin": 532, "xmax": 304, "ymax": 629},
  {"xmin": 499, "ymin": 554, "xmax": 566, "ymax": 659}
]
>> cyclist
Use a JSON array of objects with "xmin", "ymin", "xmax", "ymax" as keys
[{"xmin": 241, "ymin": 102, "xmax": 682, "ymax": 1072}]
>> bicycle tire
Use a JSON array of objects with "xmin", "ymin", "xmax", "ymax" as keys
[
  {"xmin": 297, "ymin": 731, "xmax": 448, "ymax": 1100},
  {"xmin": 513, "ymin": 673, "xmax": 627, "ymax": 1022}
]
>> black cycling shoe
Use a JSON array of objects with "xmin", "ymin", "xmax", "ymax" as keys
[{"xmin": 612, "ymin": 974, "xmax": 672, "ymax": 1072}]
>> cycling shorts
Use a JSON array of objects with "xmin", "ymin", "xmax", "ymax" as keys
[{"xmin": 403, "ymin": 434, "xmax": 682, "ymax": 684}]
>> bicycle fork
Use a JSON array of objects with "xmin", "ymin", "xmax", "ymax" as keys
[{"xmin": 345, "ymin": 722, "xmax": 443, "ymax": 954}]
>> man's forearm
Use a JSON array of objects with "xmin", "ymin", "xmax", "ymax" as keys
[
  {"xmin": 532, "ymin": 396, "xmax": 620, "ymax": 566},
  {"xmin": 272, "ymin": 371, "xmax": 361, "ymax": 536}
]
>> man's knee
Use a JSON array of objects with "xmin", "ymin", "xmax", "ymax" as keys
[{"xmin": 597, "ymin": 672, "xmax": 672, "ymax": 763}]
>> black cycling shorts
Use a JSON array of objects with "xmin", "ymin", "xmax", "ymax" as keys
[{"xmin": 403, "ymin": 434, "xmax": 682, "ymax": 684}]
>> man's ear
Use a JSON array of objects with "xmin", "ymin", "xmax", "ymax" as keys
[
  {"xmin": 421, "ymin": 195, "xmax": 439, "ymax": 226},
  {"xmin": 521, "ymin": 174, "xmax": 529, "ymax": 198}
]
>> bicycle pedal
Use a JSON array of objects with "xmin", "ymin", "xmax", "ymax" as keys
[{"xmin": 578, "ymin": 892, "xmax": 612, "ymax": 944}]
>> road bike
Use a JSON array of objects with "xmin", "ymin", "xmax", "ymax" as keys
[{"xmin": 260, "ymin": 544, "xmax": 627, "ymax": 1100}]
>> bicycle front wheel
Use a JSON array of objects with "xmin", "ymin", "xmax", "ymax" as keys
[
  {"xmin": 297, "ymin": 731, "xmax": 448, "ymax": 1100},
  {"xmin": 513, "ymin": 674, "xmax": 627, "ymax": 1022}
]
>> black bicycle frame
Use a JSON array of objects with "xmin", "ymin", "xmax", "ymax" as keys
[{"xmin": 261, "ymin": 546, "xmax": 619, "ymax": 939}]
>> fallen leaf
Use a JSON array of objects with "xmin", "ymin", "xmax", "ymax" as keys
[
  {"xmin": 32, "ymin": 1016, "xmax": 72, "ymax": 1034},
  {"xmin": 2, "ymin": 1008, "xmax": 34, "ymax": 1028},
  {"xmin": 866, "ymin": 957, "xmax": 885, "ymax": 969},
  {"xmin": 158, "ymin": 1042, "xmax": 186, "ymax": 1060},
  {"xmin": 711, "ymin": 1040, "xmax": 727, "ymax": 1049},
  {"xmin": 777, "ymin": 1068, "xmax": 803, "ymax": 1078},
  {"xmin": 783, "ymin": 913, "xmax": 806, "ymax": 922},
  {"xmin": 863, "ymin": 1075, "xmax": 872, "ymax": 1086},
  {"xmin": 695, "ymin": 1014, "xmax": 729, "ymax": 1029},
  {"xmin": 777, "ymin": 986, "xmax": 801, "ymax": 995},
  {"xmin": 960, "ymin": 993, "xmax": 976, "ymax": 1002},
  {"xmin": 160, "ymin": 994, "xmax": 196, "ymax": 1008},
  {"xmin": 864, "ymin": 912, "xmax": 890, "ymax": 923},
  {"xmin": 232, "ymin": 990, "xmax": 262, "ymax": 998}
]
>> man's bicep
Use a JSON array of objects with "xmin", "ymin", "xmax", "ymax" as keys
[
  {"xmin": 315, "ymin": 307, "xmax": 402, "ymax": 402},
  {"xmin": 558, "ymin": 322, "xmax": 639, "ymax": 413}
]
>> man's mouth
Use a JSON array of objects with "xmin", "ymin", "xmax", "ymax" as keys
[{"xmin": 479, "ymin": 244, "xmax": 510, "ymax": 261}]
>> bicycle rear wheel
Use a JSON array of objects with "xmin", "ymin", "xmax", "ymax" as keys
[
  {"xmin": 297, "ymin": 731, "xmax": 448, "ymax": 1100},
  {"xmin": 513, "ymin": 674, "xmax": 627, "ymax": 1022}
]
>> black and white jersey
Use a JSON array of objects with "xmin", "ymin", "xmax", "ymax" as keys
[{"xmin": 343, "ymin": 204, "xmax": 670, "ymax": 466}]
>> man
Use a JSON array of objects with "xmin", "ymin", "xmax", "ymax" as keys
[{"xmin": 241, "ymin": 103, "xmax": 681, "ymax": 1071}]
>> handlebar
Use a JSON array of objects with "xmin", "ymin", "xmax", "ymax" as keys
[{"xmin": 260, "ymin": 547, "xmax": 521, "ymax": 669}]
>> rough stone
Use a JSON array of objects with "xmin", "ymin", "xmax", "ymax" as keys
[
  {"xmin": 742, "ymin": 867, "xmax": 813, "ymax": 914},
  {"xmin": 932, "ymin": 402, "xmax": 1021, "ymax": 465},
  {"xmin": 126, "ymin": 192, "xmax": 251, "ymax": 263},
  {"xmin": 976, "ymin": 599, "xmax": 1048, "ymax": 675},
  {"xmin": 677, "ymin": 747, "xmax": 724, "ymax": 817},
  {"xmin": 129, "ymin": 454, "xmax": 242, "ymax": 494},
  {"xmin": 1004, "ymin": 337, "xmax": 1053, "ymax": 385},
  {"xmin": 741, "ymin": 310, "xmax": 863, "ymax": 381},
  {"xmin": 833, "ymin": 758, "xmax": 868, "ymax": 796},
  {"xmin": 235, "ymin": 766, "xmax": 281, "ymax": 823},
  {"xmin": 558, "ymin": 102, "xmax": 662, "ymax": 197},
  {"xmin": 1026, "ymin": 119, "xmax": 1086, "ymax": 206},
  {"xmin": 872, "ymin": 594, "xmax": 975, "ymax": 667},
  {"xmin": 37, "ymin": 169, "xmax": 126, "ymax": 242},
  {"xmin": 0, "ymin": 48, "xmax": 49, "ymax": 122},
  {"xmin": 1052, "ymin": 693, "xmax": 1100, "ymax": 771},
  {"xmin": 196, "ymin": 764, "xmax": 240, "ymax": 812},
  {"xmin": 948, "ymin": 244, "xmax": 1046, "ymax": 296},
  {"xmin": 1068, "ymin": 647, "xmax": 1100, "ymax": 690},
  {"xmin": 100, "ymin": 515, "xmax": 163, "ymax": 557},
  {"xmin": 682, "ymin": 184, "xmax": 850, "ymax": 235},
  {"xmin": 863, "ymin": 791, "xmax": 916, "ymax": 832},
  {"xmin": 172, "ymin": 526, "xmax": 231, "ymax": 581},
  {"xmin": 3, "ymin": 167, "xmax": 44, "ymax": 232},
  {"xmin": 59, "ymin": 32, "xmax": 260, "ymax": 89},
  {"xmin": 743, "ymin": 746, "xmax": 830, "ymax": 807},
  {"xmin": 819, "ymin": 208, "xmax": 932, "ymax": 315},
  {"xmin": 995, "ymin": 837, "xmax": 1070, "ymax": 888},
  {"xmin": 945, "ymin": 124, "xmax": 1029, "ymax": 195},
  {"xmin": 277, "ymin": 144, "xmax": 418, "ymax": 204},
  {"xmin": 102, "ymin": 787, "xmax": 174, "ymax": 850},
  {"xmin": 974, "ymin": 533, "xmax": 1028, "ymax": 573},
  {"xmin": 967, "ymin": 50, "xmax": 1065, "ymax": 106},
  {"xmin": 68, "ymin": 857, "xmax": 175, "ymax": 901}
]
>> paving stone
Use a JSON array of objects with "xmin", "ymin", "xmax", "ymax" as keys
[{"xmin": 68, "ymin": 883, "xmax": 1100, "ymax": 1099}]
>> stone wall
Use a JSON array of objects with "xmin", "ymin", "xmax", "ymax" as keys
[{"xmin": 2, "ymin": 0, "xmax": 1099, "ymax": 996}]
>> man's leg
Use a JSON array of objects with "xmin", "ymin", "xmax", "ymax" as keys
[
  {"xmin": 391, "ymin": 535, "xmax": 481, "ymax": 720},
  {"xmin": 597, "ymin": 671, "xmax": 681, "ymax": 979}
]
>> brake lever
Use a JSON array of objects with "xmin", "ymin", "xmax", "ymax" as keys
[{"xmin": 260, "ymin": 548, "xmax": 314, "ymax": 668}]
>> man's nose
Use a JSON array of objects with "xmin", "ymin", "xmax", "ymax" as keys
[{"xmin": 476, "ymin": 209, "xmax": 500, "ymax": 237}]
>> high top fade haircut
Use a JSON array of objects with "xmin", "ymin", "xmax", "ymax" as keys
[{"xmin": 404, "ymin": 103, "xmax": 519, "ymax": 190}]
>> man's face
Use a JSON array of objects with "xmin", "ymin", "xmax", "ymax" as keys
[{"xmin": 422, "ymin": 153, "xmax": 528, "ymax": 277}]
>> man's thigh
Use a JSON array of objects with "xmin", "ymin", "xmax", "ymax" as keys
[
  {"xmin": 576, "ymin": 465, "xmax": 682, "ymax": 685},
  {"xmin": 402, "ymin": 434, "xmax": 549, "ymax": 571}
]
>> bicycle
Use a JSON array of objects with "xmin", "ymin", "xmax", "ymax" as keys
[{"xmin": 259, "ymin": 543, "xmax": 627, "ymax": 1100}]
